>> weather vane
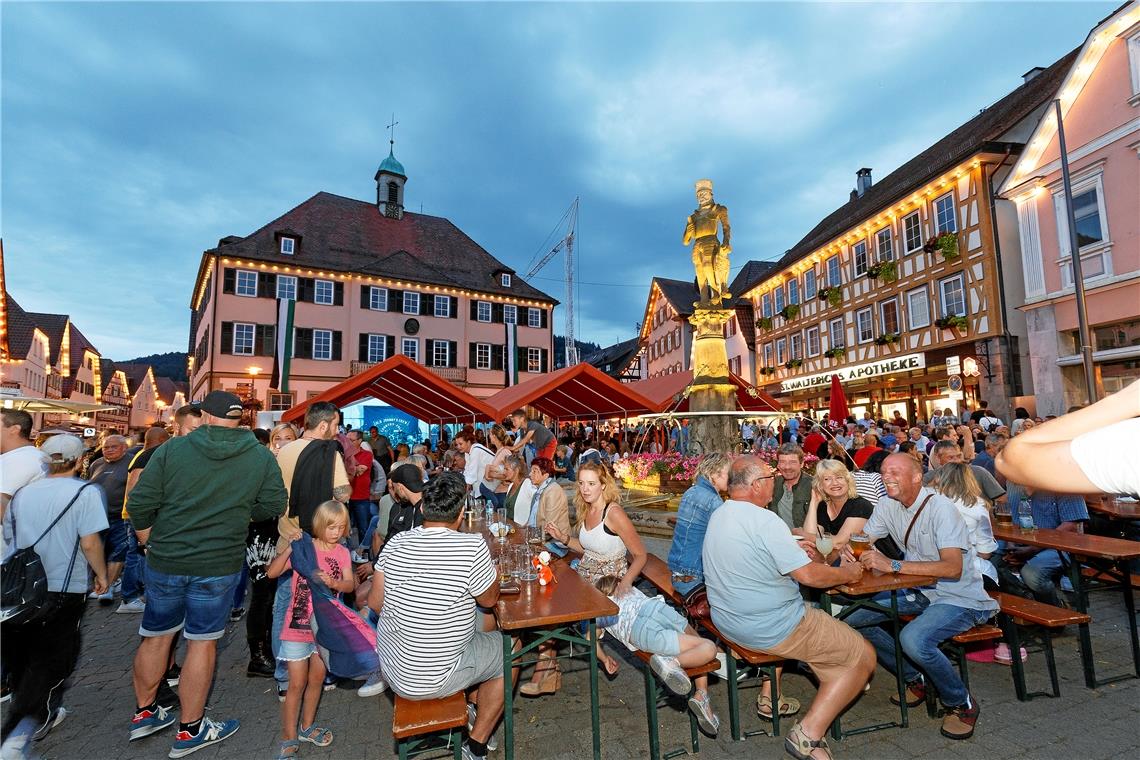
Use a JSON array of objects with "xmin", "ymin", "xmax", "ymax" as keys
[{"xmin": 386, "ymin": 114, "xmax": 399, "ymax": 149}]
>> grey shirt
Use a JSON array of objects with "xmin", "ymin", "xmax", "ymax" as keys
[{"xmin": 866, "ymin": 487, "xmax": 997, "ymax": 612}]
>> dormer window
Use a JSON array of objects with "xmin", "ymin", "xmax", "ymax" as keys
[
  {"xmin": 280, "ymin": 237, "xmax": 295, "ymax": 255},
  {"xmin": 501, "ymin": 273, "xmax": 512, "ymax": 287}
]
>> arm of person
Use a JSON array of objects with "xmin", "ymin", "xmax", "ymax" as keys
[
  {"xmin": 605, "ymin": 505, "xmax": 647, "ymax": 593},
  {"xmin": 789, "ymin": 557, "xmax": 862, "ymax": 589},
  {"xmin": 511, "ymin": 429, "xmax": 535, "ymax": 451},
  {"xmin": 545, "ymin": 489, "xmax": 572, "ymax": 540},
  {"xmin": 319, "ymin": 569, "xmax": 356, "ymax": 593},
  {"xmin": 862, "ymin": 545, "xmax": 964, "ymax": 580},
  {"xmin": 331, "ymin": 452, "xmax": 351, "ymax": 503},
  {"xmin": 266, "ymin": 546, "xmax": 292, "ymax": 580},
  {"xmin": 832, "ymin": 516, "xmax": 869, "ymax": 554},
  {"xmin": 1055, "ymin": 519, "xmax": 1085, "ymax": 535},
  {"xmin": 544, "ymin": 522, "xmax": 582, "ymax": 552},
  {"xmin": 801, "ymin": 491, "xmax": 820, "ymax": 541},
  {"xmin": 80, "ymin": 532, "xmax": 109, "ymax": 595},
  {"xmin": 473, "ymin": 578, "xmax": 500, "ymax": 609},
  {"xmin": 125, "ymin": 450, "xmax": 166, "ymax": 541},
  {"xmin": 367, "ymin": 569, "xmax": 385, "ymax": 612},
  {"xmin": 252, "ymin": 457, "xmax": 289, "ymax": 523}
]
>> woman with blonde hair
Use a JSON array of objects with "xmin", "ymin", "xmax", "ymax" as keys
[
  {"xmin": 269, "ymin": 422, "xmax": 299, "ymax": 456},
  {"xmin": 802, "ymin": 459, "xmax": 874, "ymax": 564},
  {"xmin": 928, "ymin": 463, "xmax": 997, "ymax": 589}
]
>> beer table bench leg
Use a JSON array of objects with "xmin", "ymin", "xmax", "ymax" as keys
[
  {"xmin": 1068, "ymin": 559, "xmax": 1098, "ymax": 689},
  {"xmin": 589, "ymin": 620, "xmax": 602, "ymax": 760},
  {"xmin": 502, "ymin": 632, "xmax": 515, "ymax": 760}
]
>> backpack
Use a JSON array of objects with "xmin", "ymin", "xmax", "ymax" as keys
[{"xmin": 1, "ymin": 483, "xmax": 91, "ymax": 625}]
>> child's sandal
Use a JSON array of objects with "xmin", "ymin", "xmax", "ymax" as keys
[
  {"xmin": 276, "ymin": 739, "xmax": 301, "ymax": 759},
  {"xmin": 298, "ymin": 724, "xmax": 334, "ymax": 747}
]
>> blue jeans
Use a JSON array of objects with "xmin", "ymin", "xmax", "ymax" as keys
[
  {"xmin": 671, "ymin": 575, "xmax": 702, "ymax": 597},
  {"xmin": 1020, "ymin": 549, "xmax": 1067, "ymax": 606},
  {"xmin": 121, "ymin": 526, "xmax": 145, "ymax": 602},
  {"xmin": 844, "ymin": 591, "xmax": 993, "ymax": 707},
  {"xmin": 232, "ymin": 562, "xmax": 249, "ymax": 609},
  {"xmin": 349, "ymin": 499, "xmax": 374, "ymax": 547},
  {"xmin": 272, "ymin": 573, "xmax": 292, "ymax": 685},
  {"xmin": 139, "ymin": 568, "xmax": 242, "ymax": 641}
]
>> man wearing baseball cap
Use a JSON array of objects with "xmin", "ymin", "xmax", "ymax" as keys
[
  {"xmin": 384, "ymin": 463, "xmax": 426, "ymax": 541},
  {"xmin": 124, "ymin": 391, "xmax": 287, "ymax": 756}
]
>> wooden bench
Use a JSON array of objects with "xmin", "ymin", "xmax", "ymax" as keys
[
  {"xmin": 991, "ymin": 591, "xmax": 1091, "ymax": 701},
  {"xmin": 1081, "ymin": 565, "xmax": 1140, "ymax": 590},
  {"xmin": 893, "ymin": 613, "xmax": 1004, "ymax": 715},
  {"xmin": 633, "ymin": 649, "xmax": 719, "ymax": 760},
  {"xmin": 392, "ymin": 692, "xmax": 467, "ymax": 760}
]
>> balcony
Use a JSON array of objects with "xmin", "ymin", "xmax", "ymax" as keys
[{"xmin": 350, "ymin": 361, "xmax": 468, "ymax": 385}]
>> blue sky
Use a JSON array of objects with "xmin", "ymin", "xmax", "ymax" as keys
[{"xmin": 1, "ymin": 1, "xmax": 1117, "ymax": 360}]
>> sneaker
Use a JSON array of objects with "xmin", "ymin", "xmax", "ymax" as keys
[
  {"xmin": 229, "ymin": 608, "xmax": 244, "ymax": 622},
  {"xmin": 940, "ymin": 694, "xmax": 980, "ymax": 740},
  {"xmin": 649, "ymin": 654, "xmax": 692, "ymax": 696},
  {"xmin": 277, "ymin": 686, "xmax": 287, "ymax": 703},
  {"xmin": 130, "ymin": 704, "xmax": 176, "ymax": 741},
  {"xmin": 356, "ymin": 673, "xmax": 387, "ymax": 698},
  {"xmin": 0, "ymin": 732, "xmax": 28, "ymax": 760},
  {"xmin": 322, "ymin": 676, "xmax": 338, "ymax": 692},
  {"xmin": 687, "ymin": 690, "xmax": 719, "ymax": 736},
  {"xmin": 98, "ymin": 586, "xmax": 116, "ymax": 606},
  {"xmin": 31, "ymin": 707, "xmax": 68, "ymax": 741},
  {"xmin": 889, "ymin": 679, "xmax": 926, "ymax": 707},
  {"xmin": 1, "ymin": 683, "xmax": 10, "ymax": 704},
  {"xmin": 465, "ymin": 703, "xmax": 498, "ymax": 751},
  {"xmin": 784, "ymin": 721, "xmax": 833, "ymax": 760},
  {"xmin": 116, "ymin": 598, "xmax": 146, "ymax": 614},
  {"xmin": 461, "ymin": 743, "xmax": 487, "ymax": 760},
  {"xmin": 993, "ymin": 642, "xmax": 1028, "ymax": 665},
  {"xmin": 164, "ymin": 665, "xmax": 181, "ymax": 688},
  {"xmin": 168, "ymin": 717, "xmax": 240, "ymax": 758},
  {"xmin": 350, "ymin": 549, "xmax": 369, "ymax": 565}
]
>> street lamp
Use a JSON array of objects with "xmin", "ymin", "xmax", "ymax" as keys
[
  {"xmin": 247, "ymin": 366, "xmax": 262, "ymax": 401},
  {"xmin": 244, "ymin": 367, "xmax": 262, "ymax": 428}
]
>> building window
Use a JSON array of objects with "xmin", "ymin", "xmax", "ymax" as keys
[
  {"xmin": 314, "ymin": 280, "xmax": 334, "ymax": 305},
  {"xmin": 761, "ymin": 292, "xmax": 772, "ymax": 317},
  {"xmin": 939, "ymin": 274, "xmax": 966, "ymax": 317},
  {"xmin": 804, "ymin": 269, "xmax": 817, "ymax": 300},
  {"xmin": 475, "ymin": 343, "xmax": 491, "ymax": 370},
  {"xmin": 268, "ymin": 392, "xmax": 295, "ymax": 411},
  {"xmin": 403, "ymin": 292, "xmax": 420, "ymax": 314},
  {"xmin": 503, "ymin": 305, "xmax": 517, "ymax": 324},
  {"xmin": 763, "ymin": 343, "xmax": 774, "ymax": 367},
  {"xmin": 787, "ymin": 278, "xmax": 800, "ymax": 306},
  {"xmin": 903, "ymin": 212, "xmax": 923, "ymax": 253},
  {"xmin": 501, "ymin": 273, "xmax": 512, "ymax": 287},
  {"xmin": 774, "ymin": 285, "xmax": 786, "ymax": 313},
  {"xmin": 367, "ymin": 335, "xmax": 387, "ymax": 363},
  {"xmin": 527, "ymin": 308, "xmax": 541, "ymax": 328},
  {"xmin": 432, "ymin": 341, "xmax": 450, "ymax": 367},
  {"xmin": 280, "ymin": 237, "xmax": 295, "ymax": 255},
  {"xmin": 401, "ymin": 337, "xmax": 418, "ymax": 362},
  {"xmin": 1071, "ymin": 187, "xmax": 1105, "ymax": 248},
  {"xmin": 906, "ymin": 287, "xmax": 931, "ymax": 329},
  {"xmin": 527, "ymin": 347, "xmax": 541, "ymax": 373},
  {"xmin": 477, "ymin": 301, "xmax": 491, "ymax": 322},
  {"xmin": 790, "ymin": 332, "xmax": 803, "ymax": 361},
  {"xmin": 433, "ymin": 295, "xmax": 449, "ymax": 318},
  {"xmin": 276, "ymin": 275, "xmax": 297, "ymax": 301},
  {"xmin": 934, "ymin": 192, "xmax": 956, "ymax": 234},
  {"xmin": 852, "ymin": 240, "xmax": 869, "ymax": 277},
  {"xmin": 776, "ymin": 338, "xmax": 787, "ymax": 364},
  {"xmin": 856, "ymin": 308, "xmax": 874, "ymax": 343},
  {"xmin": 879, "ymin": 298, "xmax": 900, "ymax": 335},
  {"xmin": 1056, "ymin": 179, "xmax": 1112, "ymax": 288},
  {"xmin": 829, "ymin": 318, "xmax": 845, "ymax": 348},
  {"xmin": 313, "ymin": 329, "xmax": 333, "ymax": 360},
  {"xmin": 827, "ymin": 255, "xmax": 842, "ymax": 287},
  {"xmin": 806, "ymin": 326, "xmax": 821, "ymax": 357},
  {"xmin": 235, "ymin": 270, "xmax": 257, "ymax": 297},
  {"xmin": 876, "ymin": 227, "xmax": 894, "ymax": 261},
  {"xmin": 370, "ymin": 287, "xmax": 388, "ymax": 311},
  {"xmin": 233, "ymin": 323, "xmax": 254, "ymax": 355},
  {"xmin": 1129, "ymin": 30, "xmax": 1140, "ymax": 98}
]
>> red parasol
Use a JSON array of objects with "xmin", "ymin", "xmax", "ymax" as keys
[{"xmin": 828, "ymin": 374, "xmax": 849, "ymax": 426}]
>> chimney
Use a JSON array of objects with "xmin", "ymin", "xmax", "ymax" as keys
[
  {"xmin": 1022, "ymin": 66, "xmax": 1045, "ymax": 84},
  {"xmin": 855, "ymin": 168, "xmax": 873, "ymax": 198}
]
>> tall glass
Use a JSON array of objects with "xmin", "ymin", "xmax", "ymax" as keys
[
  {"xmin": 496, "ymin": 550, "xmax": 514, "ymax": 584},
  {"xmin": 815, "ymin": 532, "xmax": 834, "ymax": 557},
  {"xmin": 849, "ymin": 533, "xmax": 870, "ymax": 559},
  {"xmin": 516, "ymin": 546, "xmax": 539, "ymax": 581},
  {"xmin": 993, "ymin": 502, "xmax": 1013, "ymax": 528},
  {"xmin": 526, "ymin": 525, "xmax": 543, "ymax": 546},
  {"xmin": 493, "ymin": 507, "xmax": 509, "ymax": 543}
]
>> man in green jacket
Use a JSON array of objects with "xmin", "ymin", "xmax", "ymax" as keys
[
  {"xmin": 125, "ymin": 391, "xmax": 287, "ymax": 757},
  {"xmin": 770, "ymin": 443, "xmax": 814, "ymax": 531}
]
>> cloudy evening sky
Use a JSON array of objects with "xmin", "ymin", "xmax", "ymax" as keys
[{"xmin": 1, "ymin": 1, "xmax": 1118, "ymax": 361}]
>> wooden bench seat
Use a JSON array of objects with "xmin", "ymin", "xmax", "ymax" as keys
[
  {"xmin": 639, "ymin": 554, "xmax": 688, "ymax": 607},
  {"xmin": 991, "ymin": 591, "xmax": 1091, "ymax": 628},
  {"xmin": 987, "ymin": 591, "xmax": 1091, "ymax": 701},
  {"xmin": 393, "ymin": 692, "xmax": 467, "ymax": 760},
  {"xmin": 950, "ymin": 623, "xmax": 1004, "ymax": 645},
  {"xmin": 1081, "ymin": 565, "xmax": 1140, "ymax": 590}
]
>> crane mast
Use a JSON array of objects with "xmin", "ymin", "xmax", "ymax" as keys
[{"xmin": 525, "ymin": 198, "xmax": 579, "ymax": 368}]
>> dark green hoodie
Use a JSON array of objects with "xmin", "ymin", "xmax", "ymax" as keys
[{"xmin": 126, "ymin": 425, "xmax": 287, "ymax": 577}]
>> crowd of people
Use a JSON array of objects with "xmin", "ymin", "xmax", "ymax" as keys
[{"xmin": 0, "ymin": 377, "xmax": 1136, "ymax": 760}]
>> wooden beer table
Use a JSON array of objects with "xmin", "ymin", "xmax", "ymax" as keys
[
  {"xmin": 993, "ymin": 523, "xmax": 1140, "ymax": 688},
  {"xmin": 461, "ymin": 517, "xmax": 618, "ymax": 760},
  {"xmin": 820, "ymin": 570, "xmax": 938, "ymax": 739},
  {"xmin": 1087, "ymin": 497, "xmax": 1140, "ymax": 521}
]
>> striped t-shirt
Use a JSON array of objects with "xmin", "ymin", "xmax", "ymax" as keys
[{"xmin": 374, "ymin": 526, "xmax": 496, "ymax": 697}]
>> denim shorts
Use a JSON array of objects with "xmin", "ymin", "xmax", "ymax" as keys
[
  {"xmin": 102, "ymin": 517, "xmax": 129, "ymax": 563},
  {"xmin": 139, "ymin": 567, "xmax": 242, "ymax": 641},
  {"xmin": 628, "ymin": 598, "xmax": 688, "ymax": 657},
  {"xmin": 279, "ymin": 639, "xmax": 319, "ymax": 661}
]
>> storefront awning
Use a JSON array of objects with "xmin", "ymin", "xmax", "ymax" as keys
[
  {"xmin": 280, "ymin": 355, "xmax": 497, "ymax": 425},
  {"xmin": 629, "ymin": 371, "xmax": 783, "ymax": 414},
  {"xmin": 485, "ymin": 363, "xmax": 659, "ymax": 421}
]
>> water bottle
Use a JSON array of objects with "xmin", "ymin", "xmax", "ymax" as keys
[
  {"xmin": 484, "ymin": 498, "xmax": 494, "ymax": 525},
  {"xmin": 1018, "ymin": 501, "xmax": 1034, "ymax": 532}
]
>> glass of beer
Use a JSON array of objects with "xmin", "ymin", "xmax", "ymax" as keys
[
  {"xmin": 526, "ymin": 525, "xmax": 543, "ymax": 546},
  {"xmin": 850, "ymin": 533, "xmax": 871, "ymax": 559},
  {"xmin": 993, "ymin": 502, "xmax": 1014, "ymax": 528},
  {"xmin": 493, "ymin": 508, "xmax": 509, "ymax": 543},
  {"xmin": 497, "ymin": 551, "xmax": 514, "ymax": 584}
]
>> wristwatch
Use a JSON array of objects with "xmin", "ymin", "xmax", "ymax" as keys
[{"xmin": 890, "ymin": 559, "xmax": 903, "ymax": 574}]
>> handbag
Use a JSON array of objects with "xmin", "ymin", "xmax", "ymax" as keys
[
  {"xmin": 682, "ymin": 583, "xmax": 711, "ymax": 621},
  {"xmin": 1, "ymin": 483, "xmax": 91, "ymax": 625}
]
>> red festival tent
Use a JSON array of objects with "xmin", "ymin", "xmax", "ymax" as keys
[{"xmin": 485, "ymin": 363, "xmax": 658, "ymax": 421}]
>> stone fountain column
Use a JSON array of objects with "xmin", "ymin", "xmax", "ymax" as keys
[{"xmin": 687, "ymin": 307, "xmax": 739, "ymax": 454}]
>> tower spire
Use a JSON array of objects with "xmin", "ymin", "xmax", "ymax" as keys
[
  {"xmin": 386, "ymin": 114, "xmax": 399, "ymax": 155},
  {"xmin": 375, "ymin": 115, "xmax": 407, "ymax": 218}
]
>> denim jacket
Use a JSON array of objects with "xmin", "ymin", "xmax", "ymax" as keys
[{"xmin": 667, "ymin": 476, "xmax": 723, "ymax": 581}]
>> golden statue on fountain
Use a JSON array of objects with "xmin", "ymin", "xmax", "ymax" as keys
[{"xmin": 682, "ymin": 179, "xmax": 732, "ymax": 308}]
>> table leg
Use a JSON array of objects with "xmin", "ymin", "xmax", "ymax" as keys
[
  {"xmin": 589, "ymin": 619, "xmax": 602, "ymax": 760},
  {"xmin": 889, "ymin": 590, "xmax": 908, "ymax": 728},
  {"xmin": 1068, "ymin": 559, "xmax": 1097, "ymax": 689},
  {"xmin": 502, "ymin": 632, "xmax": 515, "ymax": 760},
  {"xmin": 1120, "ymin": 560, "xmax": 1140, "ymax": 678}
]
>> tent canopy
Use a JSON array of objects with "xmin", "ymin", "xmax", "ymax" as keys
[
  {"xmin": 280, "ymin": 355, "xmax": 497, "ymax": 425},
  {"xmin": 0, "ymin": 394, "xmax": 115, "ymax": 415},
  {"xmin": 629, "ymin": 371, "xmax": 783, "ymax": 414},
  {"xmin": 486, "ymin": 363, "xmax": 658, "ymax": 421}
]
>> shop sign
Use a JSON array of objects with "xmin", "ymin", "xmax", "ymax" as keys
[
  {"xmin": 946, "ymin": 355, "xmax": 961, "ymax": 375},
  {"xmin": 780, "ymin": 353, "xmax": 927, "ymax": 393}
]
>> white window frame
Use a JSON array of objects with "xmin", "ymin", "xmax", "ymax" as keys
[
  {"xmin": 280, "ymin": 237, "xmax": 295, "ymax": 255},
  {"xmin": 806, "ymin": 325, "xmax": 821, "ymax": 357},
  {"xmin": 934, "ymin": 192, "xmax": 957, "ymax": 234},
  {"xmin": 790, "ymin": 332, "xmax": 803, "ymax": 361},
  {"xmin": 852, "ymin": 240, "xmax": 869, "ymax": 277},
  {"xmin": 774, "ymin": 286, "xmax": 786, "ymax": 313},
  {"xmin": 233, "ymin": 322, "xmax": 255, "ymax": 355},
  {"xmin": 314, "ymin": 279, "xmax": 334, "ymax": 305},
  {"xmin": 503, "ymin": 304, "xmax": 517, "ymax": 324},
  {"xmin": 402, "ymin": 291, "xmax": 420, "ymax": 315},
  {"xmin": 939, "ymin": 274, "xmax": 966, "ymax": 318},
  {"xmin": 276, "ymin": 275, "xmax": 297, "ymax": 301},
  {"xmin": 235, "ymin": 270, "xmax": 258, "ymax": 297},
  {"xmin": 527, "ymin": 347, "xmax": 541, "ymax": 373},
  {"xmin": 501, "ymin": 273, "xmax": 512, "ymax": 287},
  {"xmin": 903, "ymin": 211, "xmax": 923, "ymax": 253},
  {"xmin": 433, "ymin": 294, "xmax": 449, "ymax": 318},
  {"xmin": 763, "ymin": 343, "xmax": 774, "ymax": 367},
  {"xmin": 827, "ymin": 255, "xmax": 842, "ymax": 287},
  {"xmin": 475, "ymin": 343, "xmax": 491, "ymax": 370},
  {"xmin": 1054, "ymin": 172, "xmax": 1113, "ymax": 289},
  {"xmin": 527, "ymin": 307, "xmax": 541, "ymax": 328},
  {"xmin": 856, "ymin": 307, "xmax": 874, "ymax": 344},
  {"xmin": 367, "ymin": 335, "xmax": 387, "ymax": 363},
  {"xmin": 432, "ymin": 340, "xmax": 451, "ymax": 367},
  {"xmin": 776, "ymin": 338, "xmax": 787, "ymax": 364},
  {"xmin": 876, "ymin": 227, "xmax": 894, "ymax": 262},
  {"xmin": 369, "ymin": 286, "xmax": 388, "ymax": 311},
  {"xmin": 401, "ymin": 337, "xmax": 419, "ymax": 362},
  {"xmin": 1129, "ymin": 30, "xmax": 1140, "ymax": 100},
  {"xmin": 804, "ymin": 269, "xmax": 817, "ymax": 300},
  {"xmin": 787, "ymin": 277, "xmax": 800, "ymax": 306},
  {"xmin": 312, "ymin": 329, "xmax": 333, "ymax": 361},
  {"xmin": 879, "ymin": 297, "xmax": 900, "ymax": 335},
  {"xmin": 906, "ymin": 286, "xmax": 931, "ymax": 329},
  {"xmin": 829, "ymin": 318, "xmax": 845, "ymax": 348},
  {"xmin": 476, "ymin": 300, "xmax": 491, "ymax": 322},
  {"xmin": 761, "ymin": 292, "xmax": 772, "ymax": 317}
]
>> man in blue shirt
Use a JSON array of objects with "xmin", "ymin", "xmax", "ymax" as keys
[
  {"xmin": 1000, "ymin": 487, "xmax": 1088, "ymax": 607},
  {"xmin": 972, "ymin": 434, "xmax": 1003, "ymax": 480}
]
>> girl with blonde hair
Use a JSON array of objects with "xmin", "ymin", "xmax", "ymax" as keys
[{"xmin": 928, "ymin": 463, "xmax": 997, "ymax": 589}]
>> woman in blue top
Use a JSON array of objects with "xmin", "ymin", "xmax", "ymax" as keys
[{"xmin": 667, "ymin": 453, "xmax": 731, "ymax": 596}]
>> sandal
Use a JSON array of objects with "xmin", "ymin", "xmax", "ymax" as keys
[
  {"xmin": 298, "ymin": 724, "xmax": 334, "ymax": 747},
  {"xmin": 276, "ymin": 739, "xmax": 301, "ymax": 759},
  {"xmin": 757, "ymin": 694, "xmax": 801, "ymax": 720},
  {"xmin": 784, "ymin": 721, "xmax": 833, "ymax": 760}
]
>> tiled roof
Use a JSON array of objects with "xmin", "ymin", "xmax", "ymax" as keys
[
  {"xmin": 210, "ymin": 191, "xmax": 557, "ymax": 304},
  {"xmin": 652, "ymin": 277, "xmax": 700, "ymax": 318},
  {"xmin": 26, "ymin": 311, "xmax": 100, "ymax": 374},
  {"xmin": 5, "ymin": 296, "xmax": 38, "ymax": 361},
  {"xmin": 154, "ymin": 376, "xmax": 180, "ymax": 405},
  {"xmin": 729, "ymin": 261, "xmax": 778, "ymax": 301},
  {"xmin": 114, "ymin": 363, "xmax": 153, "ymax": 396},
  {"xmin": 583, "ymin": 337, "xmax": 641, "ymax": 378},
  {"xmin": 780, "ymin": 46, "xmax": 1081, "ymax": 268}
]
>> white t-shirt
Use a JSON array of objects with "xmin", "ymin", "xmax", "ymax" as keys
[
  {"xmin": 1071, "ymin": 418, "xmax": 1140, "ymax": 497},
  {"xmin": 462, "ymin": 443, "xmax": 495, "ymax": 491},
  {"xmin": 374, "ymin": 526, "xmax": 496, "ymax": 698},
  {"xmin": 4, "ymin": 478, "xmax": 108, "ymax": 593},
  {"xmin": 1, "ymin": 445, "xmax": 49, "ymax": 498}
]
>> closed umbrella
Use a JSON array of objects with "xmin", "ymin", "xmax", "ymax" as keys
[{"xmin": 828, "ymin": 375, "xmax": 848, "ymax": 428}]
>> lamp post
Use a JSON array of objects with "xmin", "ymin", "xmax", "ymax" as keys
[{"xmin": 245, "ymin": 366, "xmax": 262, "ymax": 427}]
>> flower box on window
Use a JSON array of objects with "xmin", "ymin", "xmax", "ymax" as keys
[
  {"xmin": 759, "ymin": 366, "xmax": 777, "ymax": 376},
  {"xmin": 866, "ymin": 261, "xmax": 898, "ymax": 282},
  {"xmin": 818, "ymin": 287, "xmax": 843, "ymax": 308},
  {"xmin": 874, "ymin": 332, "xmax": 900, "ymax": 346},
  {"xmin": 824, "ymin": 347, "xmax": 845, "ymax": 359},
  {"xmin": 757, "ymin": 316, "xmax": 773, "ymax": 331},
  {"xmin": 935, "ymin": 315, "xmax": 968, "ymax": 331},
  {"xmin": 783, "ymin": 358, "xmax": 803, "ymax": 370},
  {"xmin": 779, "ymin": 304, "xmax": 801, "ymax": 321},
  {"xmin": 925, "ymin": 232, "xmax": 960, "ymax": 260}
]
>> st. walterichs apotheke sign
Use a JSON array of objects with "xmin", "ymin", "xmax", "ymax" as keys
[{"xmin": 780, "ymin": 353, "xmax": 927, "ymax": 394}]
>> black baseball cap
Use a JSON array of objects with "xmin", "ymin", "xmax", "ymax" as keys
[
  {"xmin": 389, "ymin": 463, "xmax": 425, "ymax": 493},
  {"xmin": 194, "ymin": 390, "xmax": 244, "ymax": 419}
]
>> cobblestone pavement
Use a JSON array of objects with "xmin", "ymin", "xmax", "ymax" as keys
[{"xmin": 26, "ymin": 538, "xmax": 1140, "ymax": 760}]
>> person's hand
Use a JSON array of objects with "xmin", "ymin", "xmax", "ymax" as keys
[
  {"xmin": 317, "ymin": 570, "xmax": 335, "ymax": 586},
  {"xmin": 860, "ymin": 548, "xmax": 893, "ymax": 574},
  {"xmin": 92, "ymin": 574, "xmax": 109, "ymax": 596},
  {"xmin": 355, "ymin": 564, "xmax": 373, "ymax": 581},
  {"xmin": 796, "ymin": 538, "xmax": 822, "ymax": 563},
  {"xmin": 838, "ymin": 544, "xmax": 857, "ymax": 564},
  {"xmin": 842, "ymin": 560, "xmax": 864, "ymax": 584},
  {"xmin": 284, "ymin": 525, "xmax": 303, "ymax": 542},
  {"xmin": 545, "ymin": 523, "xmax": 566, "ymax": 544}
]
